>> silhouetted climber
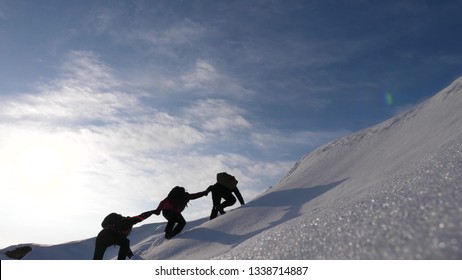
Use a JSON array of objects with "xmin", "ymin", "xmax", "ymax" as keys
[
  {"xmin": 207, "ymin": 172, "xmax": 245, "ymax": 220},
  {"xmin": 153, "ymin": 186, "xmax": 208, "ymax": 239},
  {"xmin": 93, "ymin": 210, "xmax": 155, "ymax": 260}
]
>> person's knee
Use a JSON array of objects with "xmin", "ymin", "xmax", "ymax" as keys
[{"xmin": 223, "ymin": 195, "xmax": 236, "ymax": 207}]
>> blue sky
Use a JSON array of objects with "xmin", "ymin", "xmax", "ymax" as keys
[{"xmin": 1, "ymin": 0, "xmax": 462, "ymax": 248}]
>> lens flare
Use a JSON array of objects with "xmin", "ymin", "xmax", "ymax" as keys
[{"xmin": 385, "ymin": 92, "xmax": 394, "ymax": 106}]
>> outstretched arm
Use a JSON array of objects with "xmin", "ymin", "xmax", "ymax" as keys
[
  {"xmin": 138, "ymin": 210, "xmax": 156, "ymax": 220},
  {"xmin": 132, "ymin": 210, "xmax": 157, "ymax": 224},
  {"xmin": 118, "ymin": 211, "xmax": 155, "ymax": 229},
  {"xmin": 233, "ymin": 187, "xmax": 245, "ymax": 205},
  {"xmin": 153, "ymin": 199, "xmax": 167, "ymax": 215},
  {"xmin": 188, "ymin": 190, "xmax": 208, "ymax": 200}
]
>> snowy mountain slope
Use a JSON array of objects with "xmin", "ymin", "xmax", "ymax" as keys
[
  {"xmin": 217, "ymin": 77, "xmax": 462, "ymax": 259},
  {"xmin": 144, "ymin": 76, "xmax": 462, "ymax": 259},
  {"xmin": 220, "ymin": 134, "xmax": 462, "ymax": 259},
  {"xmin": 2, "ymin": 76, "xmax": 461, "ymax": 260}
]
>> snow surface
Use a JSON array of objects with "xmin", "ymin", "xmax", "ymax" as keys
[{"xmin": 2, "ymin": 77, "xmax": 462, "ymax": 260}]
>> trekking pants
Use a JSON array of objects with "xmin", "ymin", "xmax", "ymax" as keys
[
  {"xmin": 93, "ymin": 229, "xmax": 131, "ymax": 260},
  {"xmin": 210, "ymin": 185, "xmax": 237, "ymax": 220},
  {"xmin": 162, "ymin": 210, "xmax": 186, "ymax": 238}
]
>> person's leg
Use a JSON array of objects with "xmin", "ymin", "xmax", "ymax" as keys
[
  {"xmin": 210, "ymin": 208, "xmax": 218, "ymax": 220},
  {"xmin": 163, "ymin": 210, "xmax": 177, "ymax": 239},
  {"xmin": 165, "ymin": 220, "xmax": 175, "ymax": 234},
  {"xmin": 114, "ymin": 236, "xmax": 130, "ymax": 260},
  {"xmin": 93, "ymin": 239, "xmax": 107, "ymax": 260},
  {"xmin": 93, "ymin": 230, "xmax": 110, "ymax": 260},
  {"xmin": 171, "ymin": 213, "xmax": 186, "ymax": 237},
  {"xmin": 164, "ymin": 220, "xmax": 176, "ymax": 239},
  {"xmin": 220, "ymin": 190, "xmax": 236, "ymax": 210},
  {"xmin": 210, "ymin": 190, "xmax": 222, "ymax": 219}
]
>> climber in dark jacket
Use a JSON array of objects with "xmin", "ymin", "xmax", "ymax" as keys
[
  {"xmin": 93, "ymin": 210, "xmax": 155, "ymax": 260},
  {"xmin": 153, "ymin": 186, "xmax": 208, "ymax": 239},
  {"xmin": 207, "ymin": 172, "xmax": 245, "ymax": 220}
]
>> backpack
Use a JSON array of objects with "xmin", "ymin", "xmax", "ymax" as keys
[
  {"xmin": 101, "ymin": 212, "xmax": 124, "ymax": 229},
  {"xmin": 167, "ymin": 186, "xmax": 190, "ymax": 206},
  {"xmin": 216, "ymin": 172, "xmax": 238, "ymax": 190}
]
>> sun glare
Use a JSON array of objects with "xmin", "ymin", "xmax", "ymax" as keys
[
  {"xmin": 1, "ymin": 133, "xmax": 85, "ymax": 192},
  {"xmin": 17, "ymin": 143, "xmax": 66, "ymax": 187}
]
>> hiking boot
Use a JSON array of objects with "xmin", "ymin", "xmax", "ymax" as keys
[
  {"xmin": 165, "ymin": 232, "xmax": 173, "ymax": 240},
  {"xmin": 215, "ymin": 205, "xmax": 226, "ymax": 215}
]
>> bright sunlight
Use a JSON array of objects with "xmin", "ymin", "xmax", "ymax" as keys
[
  {"xmin": 1, "ymin": 132, "xmax": 85, "ymax": 192},
  {"xmin": 16, "ymin": 143, "xmax": 66, "ymax": 187}
]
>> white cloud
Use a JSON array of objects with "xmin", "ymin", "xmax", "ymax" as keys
[
  {"xmin": 183, "ymin": 98, "xmax": 251, "ymax": 135},
  {"xmin": 84, "ymin": 113, "xmax": 205, "ymax": 155},
  {"xmin": 179, "ymin": 59, "xmax": 255, "ymax": 99},
  {"xmin": 61, "ymin": 51, "xmax": 120, "ymax": 90},
  {"xmin": 118, "ymin": 57, "xmax": 254, "ymax": 101},
  {"xmin": 181, "ymin": 59, "xmax": 219, "ymax": 89},
  {"xmin": 0, "ymin": 51, "xmax": 134, "ymax": 123},
  {"xmin": 2, "ymin": 87, "xmax": 140, "ymax": 123}
]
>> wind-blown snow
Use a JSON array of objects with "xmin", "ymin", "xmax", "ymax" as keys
[{"xmin": 2, "ymin": 77, "xmax": 462, "ymax": 260}]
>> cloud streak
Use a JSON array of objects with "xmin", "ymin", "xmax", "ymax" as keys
[
  {"xmin": 1, "ymin": 51, "xmax": 137, "ymax": 123},
  {"xmin": 183, "ymin": 98, "xmax": 251, "ymax": 134}
]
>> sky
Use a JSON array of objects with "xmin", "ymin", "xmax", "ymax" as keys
[{"xmin": 0, "ymin": 0, "xmax": 462, "ymax": 248}]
